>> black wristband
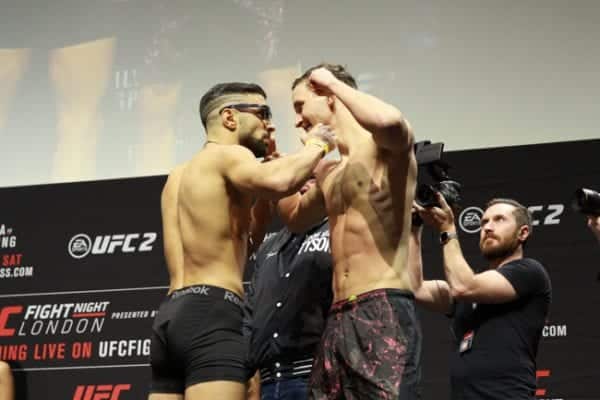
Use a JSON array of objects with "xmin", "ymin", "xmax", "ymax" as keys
[{"xmin": 440, "ymin": 231, "xmax": 458, "ymax": 245}]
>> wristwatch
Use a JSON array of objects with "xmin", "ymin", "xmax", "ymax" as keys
[{"xmin": 440, "ymin": 231, "xmax": 458, "ymax": 245}]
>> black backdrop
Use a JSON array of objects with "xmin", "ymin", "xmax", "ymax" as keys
[{"xmin": 1, "ymin": 139, "xmax": 599, "ymax": 399}]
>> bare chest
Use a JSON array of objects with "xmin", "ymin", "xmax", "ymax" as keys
[{"xmin": 322, "ymin": 158, "xmax": 391, "ymax": 216}]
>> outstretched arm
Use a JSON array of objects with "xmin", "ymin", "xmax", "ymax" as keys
[
  {"xmin": 407, "ymin": 214, "xmax": 453, "ymax": 314},
  {"xmin": 416, "ymin": 194, "xmax": 518, "ymax": 304},
  {"xmin": 308, "ymin": 67, "xmax": 413, "ymax": 153},
  {"xmin": 225, "ymin": 125, "xmax": 336, "ymax": 199}
]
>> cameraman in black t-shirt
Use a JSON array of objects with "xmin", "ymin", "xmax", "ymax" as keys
[{"xmin": 410, "ymin": 196, "xmax": 552, "ymax": 400}]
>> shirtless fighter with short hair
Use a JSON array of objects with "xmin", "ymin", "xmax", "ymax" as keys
[
  {"xmin": 279, "ymin": 64, "xmax": 421, "ymax": 399},
  {"xmin": 149, "ymin": 82, "xmax": 336, "ymax": 400}
]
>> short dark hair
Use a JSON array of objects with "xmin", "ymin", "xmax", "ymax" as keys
[
  {"xmin": 486, "ymin": 198, "xmax": 533, "ymax": 236},
  {"xmin": 199, "ymin": 82, "xmax": 267, "ymax": 128},
  {"xmin": 292, "ymin": 63, "xmax": 358, "ymax": 90}
]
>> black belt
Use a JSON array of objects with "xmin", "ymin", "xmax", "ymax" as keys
[{"xmin": 259, "ymin": 357, "xmax": 314, "ymax": 384}]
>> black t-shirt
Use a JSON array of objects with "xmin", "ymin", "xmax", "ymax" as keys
[{"xmin": 449, "ymin": 258, "xmax": 552, "ymax": 400}]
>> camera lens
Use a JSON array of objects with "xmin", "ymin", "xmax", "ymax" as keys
[
  {"xmin": 572, "ymin": 188, "xmax": 600, "ymax": 215},
  {"xmin": 416, "ymin": 184, "xmax": 437, "ymax": 207}
]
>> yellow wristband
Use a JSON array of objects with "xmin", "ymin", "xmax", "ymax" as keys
[{"xmin": 306, "ymin": 138, "xmax": 329, "ymax": 155}]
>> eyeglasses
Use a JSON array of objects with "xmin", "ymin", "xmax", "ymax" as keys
[{"xmin": 219, "ymin": 103, "xmax": 272, "ymax": 121}]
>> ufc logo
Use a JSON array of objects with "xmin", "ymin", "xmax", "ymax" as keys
[
  {"xmin": 92, "ymin": 233, "xmax": 157, "ymax": 254},
  {"xmin": 536, "ymin": 369, "xmax": 551, "ymax": 396},
  {"xmin": 73, "ymin": 384, "xmax": 131, "ymax": 400},
  {"xmin": 0, "ymin": 306, "xmax": 23, "ymax": 337}
]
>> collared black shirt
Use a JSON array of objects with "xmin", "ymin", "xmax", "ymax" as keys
[{"xmin": 243, "ymin": 219, "xmax": 332, "ymax": 377}]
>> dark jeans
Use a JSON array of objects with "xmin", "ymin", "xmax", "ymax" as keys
[{"xmin": 262, "ymin": 377, "xmax": 308, "ymax": 400}]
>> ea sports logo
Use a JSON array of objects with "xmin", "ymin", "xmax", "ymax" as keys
[
  {"xmin": 459, "ymin": 207, "xmax": 484, "ymax": 233},
  {"xmin": 68, "ymin": 234, "xmax": 92, "ymax": 259}
]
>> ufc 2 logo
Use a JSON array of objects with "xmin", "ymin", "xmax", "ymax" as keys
[
  {"xmin": 528, "ymin": 204, "xmax": 564, "ymax": 226},
  {"xmin": 0, "ymin": 306, "xmax": 23, "ymax": 337},
  {"xmin": 73, "ymin": 384, "xmax": 131, "ymax": 400},
  {"xmin": 91, "ymin": 233, "xmax": 157, "ymax": 254},
  {"xmin": 68, "ymin": 232, "xmax": 157, "ymax": 259}
]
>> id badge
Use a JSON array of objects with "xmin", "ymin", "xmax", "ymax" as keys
[{"xmin": 459, "ymin": 330, "xmax": 474, "ymax": 353}]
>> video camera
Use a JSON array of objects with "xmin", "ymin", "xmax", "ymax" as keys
[
  {"xmin": 571, "ymin": 188, "xmax": 600, "ymax": 216},
  {"xmin": 413, "ymin": 141, "xmax": 462, "ymax": 226}
]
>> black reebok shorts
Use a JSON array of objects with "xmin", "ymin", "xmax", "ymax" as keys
[
  {"xmin": 309, "ymin": 288, "xmax": 422, "ymax": 399},
  {"xmin": 149, "ymin": 284, "xmax": 248, "ymax": 394}
]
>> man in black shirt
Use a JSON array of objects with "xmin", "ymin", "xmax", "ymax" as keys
[
  {"xmin": 410, "ymin": 196, "xmax": 552, "ymax": 399},
  {"xmin": 244, "ymin": 204, "xmax": 332, "ymax": 400}
]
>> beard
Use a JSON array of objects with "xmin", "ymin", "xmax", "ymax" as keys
[
  {"xmin": 480, "ymin": 233, "xmax": 521, "ymax": 261},
  {"xmin": 245, "ymin": 137, "xmax": 268, "ymax": 158}
]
